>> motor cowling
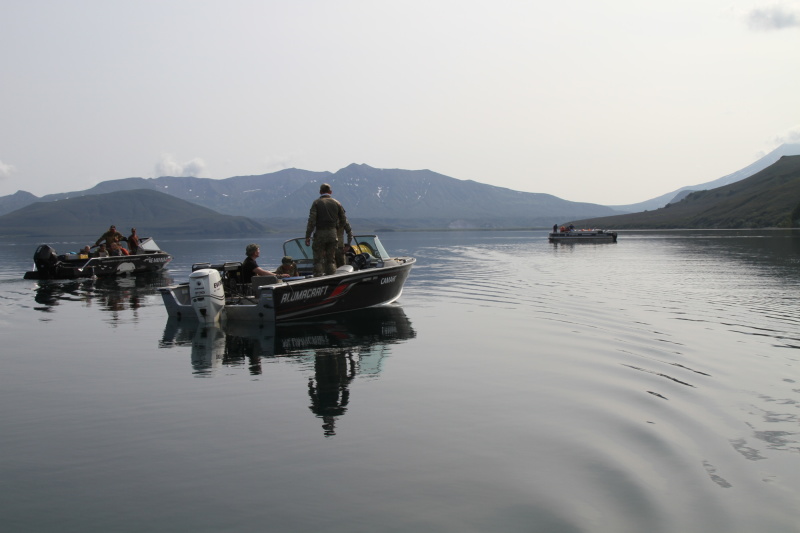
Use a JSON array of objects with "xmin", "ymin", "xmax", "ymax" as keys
[
  {"xmin": 33, "ymin": 245, "xmax": 58, "ymax": 274},
  {"xmin": 189, "ymin": 268, "xmax": 225, "ymax": 323}
]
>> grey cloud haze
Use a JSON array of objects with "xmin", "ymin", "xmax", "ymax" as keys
[
  {"xmin": 0, "ymin": 160, "xmax": 15, "ymax": 181},
  {"xmin": 155, "ymin": 155, "xmax": 207, "ymax": 178},
  {"xmin": 746, "ymin": 4, "xmax": 800, "ymax": 30},
  {"xmin": 773, "ymin": 125, "xmax": 800, "ymax": 144}
]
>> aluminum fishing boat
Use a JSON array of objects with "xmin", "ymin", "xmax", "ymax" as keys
[
  {"xmin": 23, "ymin": 237, "xmax": 173, "ymax": 279},
  {"xmin": 548, "ymin": 228, "xmax": 618, "ymax": 243},
  {"xmin": 159, "ymin": 234, "xmax": 414, "ymax": 323}
]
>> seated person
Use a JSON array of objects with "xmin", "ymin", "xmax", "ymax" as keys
[
  {"xmin": 275, "ymin": 256, "xmax": 299, "ymax": 277},
  {"xmin": 96, "ymin": 244, "xmax": 109, "ymax": 257},
  {"xmin": 108, "ymin": 242, "xmax": 130, "ymax": 256},
  {"xmin": 242, "ymin": 243, "xmax": 279, "ymax": 283},
  {"xmin": 79, "ymin": 245, "xmax": 91, "ymax": 257}
]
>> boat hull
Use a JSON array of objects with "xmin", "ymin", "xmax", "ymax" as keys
[
  {"xmin": 548, "ymin": 231, "xmax": 617, "ymax": 243},
  {"xmin": 24, "ymin": 252, "xmax": 173, "ymax": 280},
  {"xmin": 160, "ymin": 258, "xmax": 415, "ymax": 323}
]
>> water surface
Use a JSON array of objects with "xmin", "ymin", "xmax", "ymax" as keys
[{"xmin": 0, "ymin": 230, "xmax": 798, "ymax": 532}]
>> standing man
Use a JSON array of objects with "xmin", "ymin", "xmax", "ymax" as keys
[
  {"xmin": 335, "ymin": 210, "xmax": 353, "ymax": 268},
  {"xmin": 127, "ymin": 228, "xmax": 141, "ymax": 254},
  {"xmin": 95, "ymin": 225, "xmax": 125, "ymax": 247},
  {"xmin": 305, "ymin": 183, "xmax": 347, "ymax": 277}
]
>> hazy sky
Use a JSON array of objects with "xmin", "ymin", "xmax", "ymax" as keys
[{"xmin": 1, "ymin": 1, "xmax": 798, "ymax": 204}]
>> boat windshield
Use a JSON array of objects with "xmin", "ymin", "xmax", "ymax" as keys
[
  {"xmin": 351, "ymin": 235, "xmax": 389, "ymax": 260},
  {"xmin": 283, "ymin": 238, "xmax": 313, "ymax": 260},
  {"xmin": 282, "ymin": 235, "xmax": 390, "ymax": 260},
  {"xmin": 139, "ymin": 237, "xmax": 161, "ymax": 252}
]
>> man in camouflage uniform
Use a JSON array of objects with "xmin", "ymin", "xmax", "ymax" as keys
[
  {"xmin": 95, "ymin": 225, "xmax": 125, "ymax": 247},
  {"xmin": 305, "ymin": 183, "xmax": 348, "ymax": 276},
  {"xmin": 335, "ymin": 213, "xmax": 353, "ymax": 268}
]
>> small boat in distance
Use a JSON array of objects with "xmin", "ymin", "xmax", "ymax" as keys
[
  {"xmin": 159, "ymin": 234, "xmax": 415, "ymax": 323},
  {"xmin": 549, "ymin": 227, "xmax": 618, "ymax": 243},
  {"xmin": 23, "ymin": 237, "xmax": 173, "ymax": 279}
]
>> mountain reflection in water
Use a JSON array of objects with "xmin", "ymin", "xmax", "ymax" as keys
[{"xmin": 160, "ymin": 305, "xmax": 416, "ymax": 436}]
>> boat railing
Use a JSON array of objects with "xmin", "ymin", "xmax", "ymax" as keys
[{"xmin": 76, "ymin": 256, "xmax": 101, "ymax": 273}]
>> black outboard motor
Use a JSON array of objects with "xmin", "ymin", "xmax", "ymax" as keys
[{"xmin": 33, "ymin": 245, "xmax": 59, "ymax": 276}]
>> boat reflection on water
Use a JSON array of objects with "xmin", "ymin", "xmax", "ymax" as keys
[
  {"xmin": 31, "ymin": 271, "xmax": 174, "ymax": 318},
  {"xmin": 160, "ymin": 305, "xmax": 416, "ymax": 436}
]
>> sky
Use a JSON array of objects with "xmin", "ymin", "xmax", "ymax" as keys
[{"xmin": 1, "ymin": 1, "xmax": 799, "ymax": 205}]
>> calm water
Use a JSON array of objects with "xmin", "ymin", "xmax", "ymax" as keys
[{"xmin": 0, "ymin": 230, "xmax": 798, "ymax": 533}]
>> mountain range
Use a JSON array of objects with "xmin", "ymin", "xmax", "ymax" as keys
[
  {"xmin": 1, "ymin": 145, "xmax": 798, "ymax": 237},
  {"xmin": 608, "ymin": 143, "xmax": 800, "ymax": 213},
  {"xmin": 0, "ymin": 164, "xmax": 619, "ymax": 235},
  {"xmin": 569, "ymin": 155, "xmax": 800, "ymax": 229}
]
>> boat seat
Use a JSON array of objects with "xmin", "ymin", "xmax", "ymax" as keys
[
  {"xmin": 211, "ymin": 262, "xmax": 260, "ymax": 302},
  {"xmin": 251, "ymin": 275, "xmax": 279, "ymax": 293}
]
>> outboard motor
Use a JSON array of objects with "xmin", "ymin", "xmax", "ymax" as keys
[
  {"xmin": 189, "ymin": 268, "xmax": 225, "ymax": 323},
  {"xmin": 33, "ymin": 245, "xmax": 59, "ymax": 276}
]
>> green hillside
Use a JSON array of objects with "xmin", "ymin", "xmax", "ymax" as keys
[
  {"xmin": 568, "ymin": 155, "xmax": 800, "ymax": 229},
  {"xmin": 0, "ymin": 189, "xmax": 267, "ymax": 238}
]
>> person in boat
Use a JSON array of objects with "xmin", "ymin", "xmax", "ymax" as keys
[
  {"xmin": 343, "ymin": 243, "xmax": 357, "ymax": 265},
  {"xmin": 127, "ymin": 228, "xmax": 141, "ymax": 254},
  {"xmin": 305, "ymin": 183, "xmax": 348, "ymax": 277},
  {"xmin": 335, "ymin": 215, "xmax": 353, "ymax": 268},
  {"xmin": 108, "ymin": 242, "xmax": 130, "ymax": 256},
  {"xmin": 275, "ymin": 256, "xmax": 299, "ymax": 278},
  {"xmin": 79, "ymin": 245, "xmax": 92, "ymax": 257},
  {"xmin": 95, "ymin": 225, "xmax": 125, "ymax": 247},
  {"xmin": 242, "ymin": 243, "xmax": 281, "ymax": 283},
  {"xmin": 97, "ymin": 244, "xmax": 109, "ymax": 257}
]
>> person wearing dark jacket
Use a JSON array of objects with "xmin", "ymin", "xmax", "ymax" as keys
[{"xmin": 241, "ymin": 243, "xmax": 279, "ymax": 283}]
